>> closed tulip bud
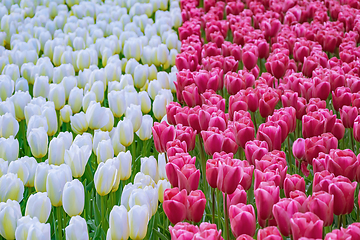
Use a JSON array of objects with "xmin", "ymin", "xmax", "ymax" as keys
[
  {"xmin": 163, "ymin": 188, "xmax": 187, "ymax": 224},
  {"xmin": 17, "ymin": 156, "xmax": 37, "ymax": 188},
  {"xmin": 290, "ymin": 212, "xmax": 323, "ymax": 240},
  {"xmin": 91, "ymin": 81, "xmax": 105, "ymax": 103},
  {"xmin": 41, "ymin": 102, "xmax": 58, "ymax": 136},
  {"xmin": 34, "ymin": 163, "xmax": 51, "ymax": 193},
  {"xmin": 70, "ymin": 112, "xmax": 88, "ymax": 135},
  {"xmin": 115, "ymin": 151, "xmax": 131, "ymax": 181},
  {"xmin": 25, "ymin": 192, "xmax": 51, "ymax": 223},
  {"xmin": 128, "ymin": 205, "xmax": 149, "ymax": 240},
  {"xmin": 68, "ymin": 87, "xmax": 83, "ymax": 114},
  {"xmin": 93, "ymin": 131, "xmax": 110, "ymax": 154},
  {"xmin": 123, "ymin": 39, "xmax": 142, "ymax": 61},
  {"xmin": 0, "ymin": 159, "xmax": 8, "ymax": 178},
  {"xmin": 65, "ymin": 144, "xmax": 91, "ymax": 178},
  {"xmin": 82, "ymin": 91, "xmax": 96, "ymax": 113},
  {"xmin": 62, "ymin": 179, "xmax": 84, "ymax": 217},
  {"xmin": 86, "ymin": 102, "xmax": 109, "ymax": 130},
  {"xmin": 46, "ymin": 165, "xmax": 72, "ymax": 207},
  {"xmin": 0, "ymin": 135, "xmax": 19, "ymax": 162},
  {"xmin": 108, "ymin": 90, "xmax": 127, "ymax": 118},
  {"xmin": 125, "ymin": 104, "xmax": 142, "ymax": 132},
  {"xmin": 77, "ymin": 50, "xmax": 91, "ymax": 71},
  {"xmin": 134, "ymin": 65, "xmax": 148, "ymax": 89},
  {"xmin": 33, "ymin": 76, "xmax": 50, "ymax": 99},
  {"xmin": 48, "ymin": 84, "xmax": 65, "ymax": 110},
  {"xmin": 101, "ymin": 108, "xmax": 114, "ymax": 132},
  {"xmin": 0, "ymin": 112, "xmax": 19, "ymax": 138},
  {"xmin": 48, "ymin": 137, "xmax": 65, "ymax": 166},
  {"xmin": 157, "ymin": 44, "xmax": 169, "ymax": 65},
  {"xmin": 94, "ymin": 161, "xmax": 117, "ymax": 196},
  {"xmin": 0, "ymin": 173, "xmax": 24, "ymax": 202},
  {"xmin": 157, "ymin": 179, "xmax": 171, "ymax": 203},
  {"xmin": 138, "ymin": 91, "xmax": 151, "ymax": 114},
  {"xmin": 0, "ymin": 99, "xmax": 15, "ymax": 118},
  {"xmin": 153, "ymin": 94, "xmax": 168, "ymax": 121},
  {"xmin": 136, "ymin": 115, "xmax": 153, "ymax": 141},
  {"xmin": 65, "ymin": 216, "xmax": 89, "ymax": 240},
  {"xmin": 60, "ymin": 105, "xmax": 72, "ymax": 123},
  {"xmin": 27, "ymin": 127, "xmax": 48, "ymax": 159},
  {"xmin": 107, "ymin": 205, "xmax": 129, "ymax": 240},
  {"xmin": 229, "ymin": 203, "xmax": 256, "ymax": 238},
  {"xmin": 96, "ymin": 139, "xmax": 114, "ymax": 164},
  {"xmin": 8, "ymin": 160, "xmax": 29, "ymax": 186},
  {"xmin": 141, "ymin": 156, "xmax": 159, "ymax": 183},
  {"xmin": 0, "ymin": 199, "xmax": 22, "ymax": 240},
  {"xmin": 0, "ymin": 75, "xmax": 14, "ymax": 101},
  {"xmin": 10, "ymin": 90, "xmax": 31, "ymax": 121},
  {"xmin": 117, "ymin": 118, "xmax": 134, "ymax": 147},
  {"xmin": 147, "ymin": 80, "xmax": 162, "ymax": 100}
]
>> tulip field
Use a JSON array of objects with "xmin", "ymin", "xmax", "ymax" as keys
[{"xmin": 1, "ymin": 0, "xmax": 360, "ymax": 239}]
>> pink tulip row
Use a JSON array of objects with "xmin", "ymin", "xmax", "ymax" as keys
[{"xmin": 157, "ymin": 0, "xmax": 360, "ymax": 239}]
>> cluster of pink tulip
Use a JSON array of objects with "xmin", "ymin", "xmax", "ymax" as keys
[{"xmin": 155, "ymin": 0, "xmax": 360, "ymax": 239}]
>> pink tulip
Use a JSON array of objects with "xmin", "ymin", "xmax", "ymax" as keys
[
  {"xmin": 152, "ymin": 121, "xmax": 176, "ymax": 153},
  {"xmin": 167, "ymin": 140, "xmax": 187, "ymax": 157},
  {"xmin": 186, "ymin": 190, "xmax": 206, "ymax": 222},
  {"xmin": 313, "ymin": 170, "xmax": 335, "ymax": 193},
  {"xmin": 265, "ymin": 52, "xmax": 289, "ymax": 79},
  {"xmin": 182, "ymin": 83, "xmax": 202, "ymax": 107},
  {"xmin": 177, "ymin": 164, "xmax": 200, "ymax": 194},
  {"xmin": 259, "ymin": 89, "xmax": 279, "ymax": 118},
  {"xmin": 176, "ymin": 124, "xmax": 197, "ymax": 152},
  {"xmin": 232, "ymin": 116, "xmax": 255, "ymax": 149},
  {"xmin": 257, "ymin": 226, "xmax": 282, "ymax": 240},
  {"xmin": 340, "ymin": 105, "xmax": 358, "ymax": 128},
  {"xmin": 166, "ymin": 153, "xmax": 196, "ymax": 187},
  {"xmin": 354, "ymin": 115, "xmax": 360, "ymax": 142},
  {"xmin": 325, "ymin": 229, "xmax": 351, "ymax": 240},
  {"xmin": 329, "ymin": 176, "xmax": 357, "ymax": 215},
  {"xmin": 238, "ymin": 160, "xmax": 254, "ymax": 191},
  {"xmin": 193, "ymin": 222, "xmax": 223, "ymax": 240},
  {"xmin": 163, "ymin": 188, "xmax": 187, "ymax": 224},
  {"xmin": 223, "ymin": 185, "xmax": 247, "ymax": 212},
  {"xmin": 307, "ymin": 191, "xmax": 334, "ymax": 227},
  {"xmin": 229, "ymin": 203, "xmax": 256, "ymax": 238},
  {"xmin": 289, "ymin": 190, "xmax": 309, "ymax": 213},
  {"xmin": 228, "ymin": 93, "xmax": 248, "ymax": 120},
  {"xmin": 254, "ymin": 169, "xmax": 281, "ymax": 190},
  {"xmin": 166, "ymin": 102, "xmax": 181, "ymax": 125},
  {"xmin": 332, "ymin": 87, "xmax": 352, "ymax": 111},
  {"xmin": 169, "ymin": 222, "xmax": 199, "ymax": 240},
  {"xmin": 201, "ymin": 129, "xmax": 223, "ymax": 156},
  {"xmin": 245, "ymin": 140, "xmax": 269, "ymax": 166},
  {"xmin": 290, "ymin": 212, "xmax": 323, "ymax": 240},
  {"xmin": 254, "ymin": 182, "xmax": 280, "ymax": 227},
  {"xmin": 292, "ymin": 138, "xmax": 305, "ymax": 162},
  {"xmin": 327, "ymin": 149, "xmax": 358, "ymax": 181},
  {"xmin": 284, "ymin": 174, "xmax": 306, "ymax": 198},
  {"xmin": 257, "ymin": 121, "xmax": 282, "ymax": 151},
  {"xmin": 217, "ymin": 158, "xmax": 243, "ymax": 194},
  {"xmin": 331, "ymin": 119, "xmax": 345, "ymax": 140},
  {"xmin": 273, "ymin": 198, "xmax": 301, "ymax": 237},
  {"xmin": 242, "ymin": 43, "xmax": 258, "ymax": 70}
]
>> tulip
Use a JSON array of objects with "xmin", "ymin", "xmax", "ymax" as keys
[
  {"xmin": 86, "ymin": 102, "xmax": 109, "ymax": 130},
  {"xmin": 141, "ymin": 156, "xmax": 159, "ymax": 183},
  {"xmin": 70, "ymin": 112, "xmax": 88, "ymax": 135},
  {"xmin": 48, "ymin": 84, "xmax": 65, "ymax": 111},
  {"xmin": 163, "ymin": 188, "xmax": 187, "ymax": 224},
  {"xmin": 292, "ymin": 138, "xmax": 306, "ymax": 163},
  {"xmin": 62, "ymin": 179, "xmax": 84, "ymax": 217},
  {"xmin": 244, "ymin": 140, "xmax": 269, "ymax": 166},
  {"xmin": 153, "ymin": 94, "xmax": 168, "ymax": 121},
  {"xmin": 82, "ymin": 92, "xmax": 96, "ymax": 113},
  {"xmin": 60, "ymin": 105, "xmax": 72, "ymax": 123},
  {"xmin": 217, "ymin": 159, "xmax": 243, "ymax": 195},
  {"xmin": 65, "ymin": 216, "xmax": 89, "ymax": 240},
  {"xmin": 176, "ymin": 164, "xmax": 200, "ymax": 194},
  {"xmin": 123, "ymin": 39, "xmax": 142, "ymax": 61},
  {"xmin": 46, "ymin": 164, "xmax": 72, "ymax": 207},
  {"xmin": 257, "ymin": 122, "xmax": 282, "ymax": 151},
  {"xmin": 96, "ymin": 139, "xmax": 114, "ymax": 164},
  {"xmin": 138, "ymin": 91, "xmax": 151, "ymax": 114},
  {"xmin": 125, "ymin": 104, "xmax": 142, "ymax": 132},
  {"xmin": 48, "ymin": 137, "xmax": 65, "ymax": 166},
  {"xmin": 272, "ymin": 198, "xmax": 301, "ymax": 237},
  {"xmin": 41, "ymin": 102, "xmax": 58, "ymax": 136},
  {"xmin": 136, "ymin": 115, "xmax": 153, "ymax": 141},
  {"xmin": 169, "ymin": 222, "xmax": 199, "ymax": 240},
  {"xmin": 259, "ymin": 90, "xmax": 279, "ymax": 118},
  {"xmin": 16, "ymin": 216, "xmax": 51, "ymax": 240},
  {"xmin": 117, "ymin": 118, "xmax": 134, "ymax": 147},
  {"xmin": 307, "ymin": 191, "xmax": 334, "ymax": 226},
  {"xmin": 25, "ymin": 192, "xmax": 51, "ymax": 223},
  {"xmin": 0, "ymin": 200, "xmax": 22, "ymax": 240},
  {"xmin": 0, "ymin": 173, "xmax": 24, "ymax": 203},
  {"xmin": 77, "ymin": 50, "xmax": 91, "ymax": 71},
  {"xmin": 128, "ymin": 205, "xmax": 149, "ymax": 240},
  {"xmin": 329, "ymin": 176, "xmax": 357, "ymax": 215},
  {"xmin": 0, "ymin": 99, "xmax": 15, "ymax": 118},
  {"xmin": 68, "ymin": 87, "xmax": 83, "ymax": 114},
  {"xmin": 34, "ymin": 163, "xmax": 52, "ymax": 193},
  {"xmin": 152, "ymin": 121, "xmax": 176, "ymax": 153},
  {"xmin": 284, "ymin": 174, "xmax": 306, "ymax": 198},
  {"xmin": 327, "ymin": 149, "xmax": 358, "ymax": 181},
  {"xmin": 94, "ymin": 161, "xmax": 117, "ymax": 196},
  {"xmin": 7, "ymin": 160, "xmax": 29, "ymax": 186},
  {"xmin": 242, "ymin": 44, "xmax": 258, "ymax": 70},
  {"xmin": 107, "ymin": 205, "xmax": 129, "ymax": 240},
  {"xmin": 229, "ymin": 203, "xmax": 256, "ymax": 238},
  {"xmin": 0, "ymin": 113, "xmax": 19, "ymax": 139},
  {"xmin": 27, "ymin": 127, "xmax": 48, "ymax": 160},
  {"xmin": 33, "ymin": 76, "xmax": 50, "ymax": 99},
  {"xmin": 332, "ymin": 87, "xmax": 352, "ymax": 111},
  {"xmin": 186, "ymin": 190, "xmax": 206, "ymax": 223},
  {"xmin": 290, "ymin": 212, "xmax": 323, "ymax": 240},
  {"xmin": 254, "ymin": 182, "xmax": 280, "ymax": 227},
  {"xmin": 10, "ymin": 91, "xmax": 31, "ymax": 121}
]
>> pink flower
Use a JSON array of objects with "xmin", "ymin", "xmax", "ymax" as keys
[
  {"xmin": 163, "ymin": 188, "xmax": 187, "ymax": 224},
  {"xmin": 152, "ymin": 122, "xmax": 176, "ymax": 153},
  {"xmin": 229, "ymin": 203, "xmax": 256, "ymax": 238},
  {"xmin": 186, "ymin": 190, "xmax": 206, "ymax": 222},
  {"xmin": 290, "ymin": 212, "xmax": 323, "ymax": 240}
]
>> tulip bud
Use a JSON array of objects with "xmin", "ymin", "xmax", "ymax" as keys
[
  {"xmin": 136, "ymin": 115, "xmax": 153, "ymax": 141},
  {"xmin": 141, "ymin": 156, "xmax": 159, "ymax": 183},
  {"xmin": 0, "ymin": 199, "xmax": 22, "ymax": 240},
  {"xmin": 125, "ymin": 104, "xmax": 142, "ymax": 132},
  {"xmin": 27, "ymin": 127, "xmax": 48, "ymax": 159},
  {"xmin": 0, "ymin": 112, "xmax": 19, "ymax": 138},
  {"xmin": 33, "ymin": 76, "xmax": 50, "ymax": 99},
  {"xmin": 128, "ymin": 205, "xmax": 149, "ymax": 240},
  {"xmin": 96, "ymin": 139, "xmax": 114, "ymax": 164},
  {"xmin": 62, "ymin": 179, "xmax": 84, "ymax": 217},
  {"xmin": 46, "ymin": 164, "xmax": 72, "ymax": 207},
  {"xmin": 117, "ymin": 118, "xmax": 134, "ymax": 147},
  {"xmin": 48, "ymin": 84, "xmax": 65, "ymax": 110},
  {"xmin": 25, "ymin": 192, "xmax": 51, "ymax": 223},
  {"xmin": 68, "ymin": 87, "xmax": 83, "ymax": 114},
  {"xmin": 70, "ymin": 112, "xmax": 88, "ymax": 135},
  {"xmin": 34, "ymin": 163, "xmax": 52, "ymax": 193},
  {"xmin": 8, "ymin": 160, "xmax": 29, "ymax": 186},
  {"xmin": 0, "ymin": 135, "xmax": 19, "ymax": 162},
  {"xmin": 107, "ymin": 205, "xmax": 129, "ymax": 240},
  {"xmin": 163, "ymin": 188, "xmax": 187, "ymax": 224},
  {"xmin": 94, "ymin": 161, "xmax": 117, "ymax": 196},
  {"xmin": 65, "ymin": 216, "xmax": 89, "ymax": 240},
  {"xmin": 41, "ymin": 102, "xmax": 58, "ymax": 136},
  {"xmin": 0, "ymin": 172, "xmax": 24, "ymax": 203},
  {"xmin": 134, "ymin": 64, "xmax": 148, "ymax": 89},
  {"xmin": 60, "ymin": 105, "xmax": 72, "ymax": 123},
  {"xmin": 123, "ymin": 38, "xmax": 142, "ymax": 61},
  {"xmin": 48, "ymin": 137, "xmax": 65, "ymax": 166},
  {"xmin": 65, "ymin": 144, "xmax": 91, "ymax": 178},
  {"xmin": 82, "ymin": 91, "xmax": 96, "ymax": 113},
  {"xmin": 86, "ymin": 102, "xmax": 109, "ymax": 130},
  {"xmin": 11, "ymin": 90, "xmax": 31, "ymax": 121},
  {"xmin": 138, "ymin": 91, "xmax": 151, "ymax": 114}
]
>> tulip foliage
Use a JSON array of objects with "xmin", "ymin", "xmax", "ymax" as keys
[{"xmin": 2, "ymin": 0, "xmax": 360, "ymax": 239}]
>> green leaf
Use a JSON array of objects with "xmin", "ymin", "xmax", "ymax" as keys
[{"xmin": 153, "ymin": 228, "xmax": 170, "ymax": 240}]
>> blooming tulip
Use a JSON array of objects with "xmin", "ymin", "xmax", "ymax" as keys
[
  {"xmin": 70, "ymin": 112, "xmax": 88, "ymax": 135},
  {"xmin": 290, "ymin": 212, "xmax": 323, "ymax": 240},
  {"xmin": 25, "ymin": 192, "xmax": 51, "ymax": 223},
  {"xmin": 62, "ymin": 179, "xmax": 84, "ymax": 217},
  {"xmin": 65, "ymin": 216, "xmax": 89, "ymax": 240},
  {"xmin": 107, "ymin": 205, "xmax": 129, "ymax": 240},
  {"xmin": 163, "ymin": 187, "xmax": 187, "ymax": 224},
  {"xmin": 94, "ymin": 161, "xmax": 117, "ymax": 196},
  {"xmin": 229, "ymin": 203, "xmax": 256, "ymax": 238},
  {"xmin": 46, "ymin": 164, "xmax": 72, "ymax": 207},
  {"xmin": 27, "ymin": 127, "xmax": 48, "ymax": 159},
  {"xmin": 0, "ymin": 200, "xmax": 22, "ymax": 240},
  {"xmin": 186, "ymin": 190, "xmax": 206, "ymax": 223},
  {"xmin": 0, "ymin": 173, "xmax": 24, "ymax": 202}
]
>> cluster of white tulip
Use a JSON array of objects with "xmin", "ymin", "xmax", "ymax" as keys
[
  {"xmin": 105, "ymin": 153, "xmax": 170, "ymax": 239},
  {"xmin": 0, "ymin": 0, "xmax": 181, "ymax": 238}
]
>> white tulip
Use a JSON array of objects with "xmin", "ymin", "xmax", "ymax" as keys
[
  {"xmin": 34, "ymin": 163, "xmax": 51, "ymax": 193},
  {"xmin": 0, "ymin": 173, "xmax": 24, "ymax": 202},
  {"xmin": 62, "ymin": 76, "xmax": 78, "ymax": 101},
  {"xmin": 86, "ymin": 101, "xmax": 109, "ymax": 130},
  {"xmin": 140, "ymin": 156, "xmax": 159, "ymax": 183},
  {"xmin": 128, "ymin": 205, "xmax": 149, "ymax": 240},
  {"xmin": 0, "ymin": 98, "xmax": 15, "ymax": 117},
  {"xmin": 96, "ymin": 139, "xmax": 114, "ymax": 164},
  {"xmin": 91, "ymin": 81, "xmax": 105, "ymax": 103},
  {"xmin": 27, "ymin": 127, "xmax": 48, "ymax": 159},
  {"xmin": 82, "ymin": 91, "xmax": 96, "ymax": 113},
  {"xmin": 0, "ymin": 75, "xmax": 14, "ymax": 101},
  {"xmin": 62, "ymin": 179, "xmax": 84, "ymax": 217},
  {"xmin": 0, "ymin": 199, "xmax": 22, "ymax": 240},
  {"xmin": 11, "ymin": 90, "xmax": 31, "ymax": 121},
  {"xmin": 107, "ymin": 205, "xmax": 129, "ymax": 240},
  {"xmin": 46, "ymin": 164, "xmax": 72, "ymax": 207},
  {"xmin": 0, "ymin": 136, "xmax": 19, "ymax": 162},
  {"xmin": 41, "ymin": 103, "xmax": 58, "ymax": 136},
  {"xmin": 60, "ymin": 105, "xmax": 72, "ymax": 123},
  {"xmin": 8, "ymin": 160, "xmax": 29, "ymax": 186},
  {"xmin": 25, "ymin": 192, "xmax": 52, "ymax": 223},
  {"xmin": 27, "ymin": 115, "xmax": 48, "ymax": 137},
  {"xmin": 58, "ymin": 132, "xmax": 73, "ymax": 150},
  {"xmin": 48, "ymin": 84, "xmax": 65, "ymax": 110},
  {"xmin": 136, "ymin": 115, "xmax": 153, "ymax": 141},
  {"xmin": 94, "ymin": 161, "xmax": 117, "ymax": 196},
  {"xmin": 0, "ymin": 112, "xmax": 19, "ymax": 138},
  {"xmin": 68, "ymin": 87, "xmax": 83, "ymax": 114},
  {"xmin": 48, "ymin": 137, "xmax": 65, "ymax": 166},
  {"xmin": 65, "ymin": 216, "xmax": 89, "ymax": 240},
  {"xmin": 70, "ymin": 112, "xmax": 88, "ymax": 135},
  {"xmin": 157, "ymin": 179, "xmax": 171, "ymax": 202},
  {"xmin": 125, "ymin": 104, "xmax": 142, "ymax": 132}
]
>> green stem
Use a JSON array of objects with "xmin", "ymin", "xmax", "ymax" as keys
[
  {"xmin": 251, "ymin": 111, "xmax": 258, "ymax": 133},
  {"xmin": 56, "ymin": 207, "xmax": 63, "ymax": 240},
  {"xmin": 198, "ymin": 137, "xmax": 208, "ymax": 195},
  {"xmin": 224, "ymin": 193, "xmax": 230, "ymax": 240},
  {"xmin": 101, "ymin": 194, "xmax": 108, "ymax": 232},
  {"xmin": 212, "ymin": 187, "xmax": 215, "ymax": 224},
  {"xmin": 56, "ymin": 109, "xmax": 61, "ymax": 135},
  {"xmin": 287, "ymin": 136, "xmax": 292, "ymax": 175},
  {"xmin": 351, "ymin": 129, "xmax": 356, "ymax": 154},
  {"xmin": 338, "ymin": 215, "xmax": 342, "ymax": 229},
  {"xmin": 216, "ymin": 189, "xmax": 222, "ymax": 229}
]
